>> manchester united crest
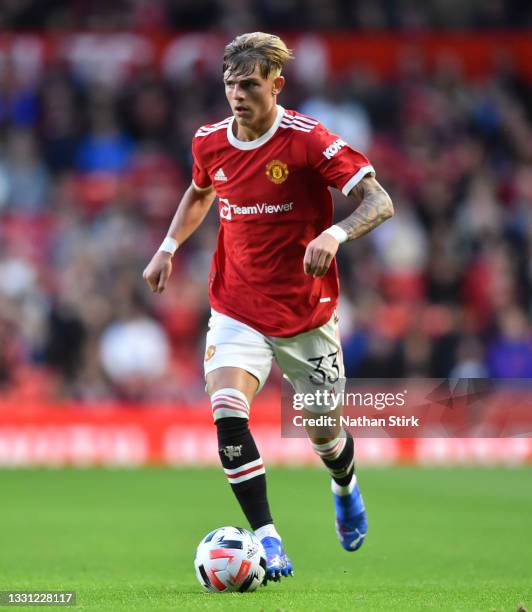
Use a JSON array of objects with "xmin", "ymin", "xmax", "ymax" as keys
[{"xmin": 265, "ymin": 160, "xmax": 289, "ymax": 184}]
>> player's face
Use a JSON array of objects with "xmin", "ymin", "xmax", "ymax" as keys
[{"xmin": 224, "ymin": 65, "xmax": 282, "ymax": 128}]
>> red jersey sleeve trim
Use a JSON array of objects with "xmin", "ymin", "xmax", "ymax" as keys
[
  {"xmin": 341, "ymin": 165, "xmax": 375, "ymax": 196},
  {"xmin": 192, "ymin": 179, "xmax": 213, "ymax": 192}
]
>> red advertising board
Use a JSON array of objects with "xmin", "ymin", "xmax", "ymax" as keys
[{"xmin": 0, "ymin": 395, "xmax": 530, "ymax": 467}]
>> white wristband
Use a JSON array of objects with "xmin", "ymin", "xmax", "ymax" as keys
[
  {"xmin": 158, "ymin": 236, "xmax": 179, "ymax": 256},
  {"xmin": 324, "ymin": 225, "xmax": 348, "ymax": 244}
]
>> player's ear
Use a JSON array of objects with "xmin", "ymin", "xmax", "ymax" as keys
[{"xmin": 272, "ymin": 75, "xmax": 285, "ymax": 96}]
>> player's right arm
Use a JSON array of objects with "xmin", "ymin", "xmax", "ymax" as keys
[{"xmin": 142, "ymin": 181, "xmax": 216, "ymax": 293}]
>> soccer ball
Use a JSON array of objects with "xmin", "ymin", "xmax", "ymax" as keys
[{"xmin": 194, "ymin": 526, "xmax": 266, "ymax": 593}]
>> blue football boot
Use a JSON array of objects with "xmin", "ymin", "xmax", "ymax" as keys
[
  {"xmin": 333, "ymin": 478, "xmax": 368, "ymax": 551},
  {"xmin": 260, "ymin": 536, "xmax": 294, "ymax": 583}
]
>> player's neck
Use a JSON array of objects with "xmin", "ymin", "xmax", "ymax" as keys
[{"xmin": 234, "ymin": 104, "xmax": 278, "ymax": 142}]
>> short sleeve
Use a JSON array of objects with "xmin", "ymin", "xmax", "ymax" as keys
[
  {"xmin": 191, "ymin": 136, "xmax": 212, "ymax": 190},
  {"xmin": 308, "ymin": 123, "xmax": 375, "ymax": 196}
]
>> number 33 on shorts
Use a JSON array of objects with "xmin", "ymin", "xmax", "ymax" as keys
[
  {"xmin": 272, "ymin": 314, "xmax": 345, "ymax": 395},
  {"xmin": 307, "ymin": 351, "xmax": 340, "ymax": 385}
]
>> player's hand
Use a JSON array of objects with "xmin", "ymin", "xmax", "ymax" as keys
[
  {"xmin": 303, "ymin": 232, "xmax": 339, "ymax": 278},
  {"xmin": 142, "ymin": 251, "xmax": 173, "ymax": 293}
]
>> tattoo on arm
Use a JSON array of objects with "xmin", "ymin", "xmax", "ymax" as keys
[{"xmin": 336, "ymin": 175, "xmax": 394, "ymax": 240}]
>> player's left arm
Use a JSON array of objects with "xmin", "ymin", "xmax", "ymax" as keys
[
  {"xmin": 338, "ymin": 174, "xmax": 394, "ymax": 239},
  {"xmin": 303, "ymin": 175, "xmax": 394, "ymax": 278}
]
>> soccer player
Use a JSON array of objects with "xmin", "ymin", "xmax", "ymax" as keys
[{"xmin": 143, "ymin": 32, "xmax": 394, "ymax": 582}]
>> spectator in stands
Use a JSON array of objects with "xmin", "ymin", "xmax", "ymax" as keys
[{"xmin": 0, "ymin": 26, "xmax": 531, "ymax": 401}]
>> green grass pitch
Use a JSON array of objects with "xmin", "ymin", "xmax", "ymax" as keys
[{"xmin": 0, "ymin": 467, "xmax": 530, "ymax": 611}]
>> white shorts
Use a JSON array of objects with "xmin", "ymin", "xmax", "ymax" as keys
[{"xmin": 204, "ymin": 309, "xmax": 345, "ymax": 396}]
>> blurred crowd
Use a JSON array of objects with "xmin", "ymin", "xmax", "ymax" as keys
[
  {"xmin": 0, "ymin": 31, "xmax": 531, "ymax": 403},
  {"xmin": 1, "ymin": 0, "xmax": 532, "ymax": 31}
]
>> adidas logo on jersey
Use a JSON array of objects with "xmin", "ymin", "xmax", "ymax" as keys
[{"xmin": 214, "ymin": 167, "xmax": 227, "ymax": 182}]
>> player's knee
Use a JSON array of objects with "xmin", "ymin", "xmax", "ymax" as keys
[{"xmin": 206, "ymin": 368, "xmax": 257, "ymax": 400}]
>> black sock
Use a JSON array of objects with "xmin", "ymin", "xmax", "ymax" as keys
[
  {"xmin": 312, "ymin": 430, "xmax": 355, "ymax": 487},
  {"xmin": 216, "ymin": 416, "xmax": 273, "ymax": 530}
]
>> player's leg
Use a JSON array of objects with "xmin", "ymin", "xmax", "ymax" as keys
[
  {"xmin": 206, "ymin": 366, "xmax": 273, "ymax": 535},
  {"xmin": 272, "ymin": 313, "xmax": 367, "ymax": 551},
  {"xmin": 204, "ymin": 311, "xmax": 293, "ymax": 581},
  {"xmin": 309, "ymin": 429, "xmax": 367, "ymax": 551}
]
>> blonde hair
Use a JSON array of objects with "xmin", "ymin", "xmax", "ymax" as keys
[{"xmin": 223, "ymin": 32, "xmax": 294, "ymax": 79}]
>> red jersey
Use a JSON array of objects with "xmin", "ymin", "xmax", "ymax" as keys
[{"xmin": 192, "ymin": 105, "xmax": 374, "ymax": 337}]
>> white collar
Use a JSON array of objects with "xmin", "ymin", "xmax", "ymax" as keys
[{"xmin": 227, "ymin": 105, "xmax": 285, "ymax": 150}]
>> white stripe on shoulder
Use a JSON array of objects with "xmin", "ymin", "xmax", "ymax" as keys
[
  {"xmin": 280, "ymin": 114, "xmax": 317, "ymax": 132},
  {"xmin": 280, "ymin": 120, "xmax": 312, "ymax": 133},
  {"xmin": 195, "ymin": 117, "xmax": 232, "ymax": 137},
  {"xmin": 202, "ymin": 117, "xmax": 231, "ymax": 129},
  {"xmin": 280, "ymin": 124, "xmax": 312, "ymax": 132},
  {"xmin": 291, "ymin": 117, "xmax": 318, "ymax": 130},
  {"xmin": 283, "ymin": 113, "xmax": 318, "ymax": 126},
  {"xmin": 291, "ymin": 114, "xmax": 318, "ymax": 126},
  {"xmin": 212, "ymin": 117, "xmax": 232, "ymax": 127},
  {"xmin": 195, "ymin": 125, "xmax": 229, "ymax": 137},
  {"xmin": 280, "ymin": 116, "xmax": 309, "ymax": 126}
]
